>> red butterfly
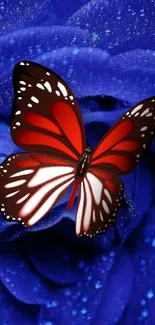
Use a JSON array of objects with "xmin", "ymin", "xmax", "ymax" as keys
[{"xmin": 0, "ymin": 61, "xmax": 154, "ymax": 238}]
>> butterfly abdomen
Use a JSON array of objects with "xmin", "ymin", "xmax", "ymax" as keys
[{"xmin": 67, "ymin": 146, "xmax": 93, "ymax": 210}]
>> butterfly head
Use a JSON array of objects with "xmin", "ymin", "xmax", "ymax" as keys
[{"xmin": 85, "ymin": 146, "xmax": 93, "ymax": 154}]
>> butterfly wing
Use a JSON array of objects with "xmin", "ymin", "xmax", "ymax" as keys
[
  {"xmin": 90, "ymin": 97, "xmax": 155, "ymax": 174},
  {"xmin": 0, "ymin": 153, "xmax": 75, "ymax": 226},
  {"xmin": 75, "ymin": 97, "xmax": 155, "ymax": 237},
  {"xmin": 75, "ymin": 168, "xmax": 124, "ymax": 237},
  {"xmin": 11, "ymin": 61, "xmax": 86, "ymax": 162}
]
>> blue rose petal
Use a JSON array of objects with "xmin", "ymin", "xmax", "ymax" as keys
[
  {"xmin": 39, "ymin": 248, "xmax": 116, "ymax": 325},
  {"xmin": 26, "ymin": 222, "xmax": 86, "ymax": 284},
  {"xmin": 92, "ymin": 251, "xmax": 133, "ymax": 325},
  {"xmin": 66, "ymin": 0, "xmax": 155, "ymax": 54},
  {"xmin": 0, "ymin": 26, "xmax": 90, "ymax": 79},
  {"xmin": 0, "ymin": 282, "xmax": 39, "ymax": 325},
  {"xmin": 117, "ymin": 157, "xmax": 153, "ymax": 241},
  {"xmin": 120, "ymin": 206, "xmax": 155, "ymax": 324},
  {"xmin": 0, "ymin": 241, "xmax": 58, "ymax": 304},
  {"xmin": 0, "ymin": 0, "xmax": 155, "ymax": 322},
  {"xmin": 0, "ymin": 122, "xmax": 18, "ymax": 155},
  {"xmin": 0, "ymin": 0, "xmax": 62, "ymax": 36},
  {"xmin": 35, "ymin": 47, "xmax": 155, "ymax": 103}
]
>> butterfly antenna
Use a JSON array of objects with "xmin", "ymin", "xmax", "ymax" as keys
[{"xmin": 67, "ymin": 181, "xmax": 80, "ymax": 210}]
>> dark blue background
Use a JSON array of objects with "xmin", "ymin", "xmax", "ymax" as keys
[{"xmin": 0, "ymin": 0, "xmax": 155, "ymax": 324}]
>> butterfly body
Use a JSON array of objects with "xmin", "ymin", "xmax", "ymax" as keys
[
  {"xmin": 75, "ymin": 146, "xmax": 93, "ymax": 178},
  {"xmin": 0, "ymin": 61, "xmax": 155, "ymax": 238},
  {"xmin": 67, "ymin": 146, "xmax": 93, "ymax": 210}
]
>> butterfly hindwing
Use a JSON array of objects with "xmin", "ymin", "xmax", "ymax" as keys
[
  {"xmin": 75, "ymin": 168, "xmax": 124, "ymax": 237},
  {"xmin": 0, "ymin": 153, "xmax": 75, "ymax": 227},
  {"xmin": 91, "ymin": 97, "xmax": 155, "ymax": 175},
  {"xmin": 11, "ymin": 61, "xmax": 86, "ymax": 162}
]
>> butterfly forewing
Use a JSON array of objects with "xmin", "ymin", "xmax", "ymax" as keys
[
  {"xmin": 0, "ymin": 153, "xmax": 75, "ymax": 226},
  {"xmin": 90, "ymin": 97, "xmax": 155, "ymax": 174},
  {"xmin": 11, "ymin": 61, "xmax": 86, "ymax": 162},
  {"xmin": 75, "ymin": 168, "xmax": 124, "ymax": 237}
]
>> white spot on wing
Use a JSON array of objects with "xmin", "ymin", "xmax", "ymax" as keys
[
  {"xmin": 104, "ymin": 189, "xmax": 112, "ymax": 203},
  {"xmin": 10, "ymin": 169, "xmax": 34, "ymax": 178},
  {"xmin": 5, "ymin": 179, "xmax": 26, "ymax": 188},
  {"xmin": 100, "ymin": 211, "xmax": 104, "ymax": 221},
  {"xmin": 36, "ymin": 83, "xmax": 45, "ymax": 90},
  {"xmin": 131, "ymin": 104, "xmax": 143, "ymax": 116},
  {"xmin": 86, "ymin": 172, "xmax": 102, "ymax": 205},
  {"xmin": 19, "ymin": 81, "xmax": 26, "ymax": 85},
  {"xmin": 141, "ymin": 108, "xmax": 149, "ymax": 116},
  {"xmin": 20, "ymin": 62, "xmax": 25, "ymax": 65},
  {"xmin": 57, "ymin": 82, "xmax": 68, "ymax": 97},
  {"xmin": 15, "ymin": 110, "xmax": 21, "ymax": 115},
  {"xmin": 140, "ymin": 126, "xmax": 147, "ymax": 131},
  {"xmin": 146, "ymin": 113, "xmax": 152, "ymax": 117},
  {"xmin": 44, "ymin": 81, "xmax": 52, "ymax": 93},
  {"xmin": 76, "ymin": 182, "xmax": 84, "ymax": 235},
  {"xmin": 102, "ymin": 200, "xmax": 110, "ymax": 214},
  {"xmin": 6, "ymin": 190, "xmax": 19, "ymax": 198},
  {"xmin": 17, "ymin": 193, "xmax": 30, "ymax": 204},
  {"xmin": 56, "ymin": 90, "xmax": 60, "ymax": 96},
  {"xmin": 93, "ymin": 210, "xmax": 96, "ymax": 222},
  {"xmin": 83, "ymin": 178, "xmax": 92, "ymax": 232},
  {"xmin": 31, "ymin": 96, "xmax": 39, "ymax": 103}
]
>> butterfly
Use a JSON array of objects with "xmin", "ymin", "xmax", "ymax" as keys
[{"xmin": 0, "ymin": 61, "xmax": 154, "ymax": 238}]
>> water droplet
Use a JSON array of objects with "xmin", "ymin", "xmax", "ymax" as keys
[
  {"xmin": 64, "ymin": 288, "xmax": 72, "ymax": 296},
  {"xmin": 87, "ymin": 275, "xmax": 92, "ymax": 281},
  {"xmin": 141, "ymin": 300, "xmax": 146, "ymax": 306},
  {"xmin": 82, "ymin": 296, "xmax": 88, "ymax": 303},
  {"xmin": 33, "ymin": 284, "xmax": 40, "ymax": 293},
  {"xmin": 152, "ymin": 238, "xmax": 155, "ymax": 247},
  {"xmin": 72, "ymin": 310, "xmax": 77, "ymax": 316},
  {"xmin": 50, "ymin": 301, "xmax": 58, "ymax": 308},
  {"xmin": 72, "ymin": 48, "xmax": 79, "ymax": 55},
  {"xmin": 81, "ymin": 307, "xmax": 87, "ymax": 315},
  {"xmin": 141, "ymin": 309, "xmax": 148, "ymax": 318},
  {"xmin": 95, "ymin": 280, "xmax": 103, "ymax": 289},
  {"xmin": 46, "ymin": 302, "xmax": 53, "ymax": 308},
  {"xmin": 147, "ymin": 289, "xmax": 154, "ymax": 299},
  {"xmin": 145, "ymin": 237, "xmax": 150, "ymax": 244},
  {"xmin": 78, "ymin": 261, "xmax": 85, "ymax": 268}
]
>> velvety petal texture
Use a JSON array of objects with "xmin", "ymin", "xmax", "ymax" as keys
[{"xmin": 0, "ymin": 0, "xmax": 154, "ymax": 324}]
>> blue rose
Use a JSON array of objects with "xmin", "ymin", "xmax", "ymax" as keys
[{"xmin": 0, "ymin": 0, "xmax": 155, "ymax": 324}]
